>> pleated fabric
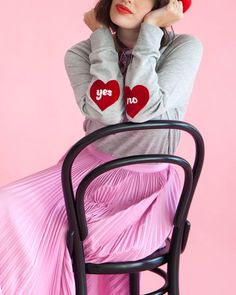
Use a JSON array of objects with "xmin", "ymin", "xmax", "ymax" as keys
[{"xmin": 0, "ymin": 144, "xmax": 181, "ymax": 295}]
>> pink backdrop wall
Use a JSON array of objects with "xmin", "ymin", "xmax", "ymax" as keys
[{"xmin": 1, "ymin": 0, "xmax": 235, "ymax": 294}]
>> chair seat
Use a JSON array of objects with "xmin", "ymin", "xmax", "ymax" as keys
[{"xmin": 85, "ymin": 238, "xmax": 171, "ymax": 275}]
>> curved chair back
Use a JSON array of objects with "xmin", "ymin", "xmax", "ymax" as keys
[{"xmin": 61, "ymin": 120, "xmax": 205, "ymax": 294}]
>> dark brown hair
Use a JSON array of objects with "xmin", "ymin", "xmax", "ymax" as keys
[{"xmin": 94, "ymin": 0, "xmax": 175, "ymax": 49}]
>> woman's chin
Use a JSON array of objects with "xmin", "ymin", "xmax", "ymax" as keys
[{"xmin": 110, "ymin": 18, "xmax": 140, "ymax": 30}]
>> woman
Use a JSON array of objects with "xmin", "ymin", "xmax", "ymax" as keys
[{"xmin": 0, "ymin": 0, "xmax": 203, "ymax": 294}]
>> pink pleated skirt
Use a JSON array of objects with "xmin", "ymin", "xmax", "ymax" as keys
[{"xmin": 0, "ymin": 144, "xmax": 181, "ymax": 295}]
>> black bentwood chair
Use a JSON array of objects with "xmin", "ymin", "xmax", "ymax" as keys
[{"xmin": 61, "ymin": 120, "xmax": 205, "ymax": 295}]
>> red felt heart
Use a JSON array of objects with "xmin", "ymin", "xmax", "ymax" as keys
[
  {"xmin": 124, "ymin": 85, "xmax": 150, "ymax": 118},
  {"xmin": 90, "ymin": 80, "xmax": 120, "ymax": 111}
]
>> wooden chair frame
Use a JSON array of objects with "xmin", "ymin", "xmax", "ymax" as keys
[{"xmin": 61, "ymin": 120, "xmax": 205, "ymax": 295}]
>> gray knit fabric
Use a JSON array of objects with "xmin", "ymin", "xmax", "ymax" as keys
[{"xmin": 64, "ymin": 22, "xmax": 203, "ymax": 157}]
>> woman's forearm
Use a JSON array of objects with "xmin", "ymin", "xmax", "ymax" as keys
[
  {"xmin": 124, "ymin": 22, "xmax": 203, "ymax": 122},
  {"xmin": 64, "ymin": 27, "xmax": 125, "ymax": 125}
]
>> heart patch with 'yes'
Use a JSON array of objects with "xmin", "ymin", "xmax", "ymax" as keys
[
  {"xmin": 124, "ymin": 85, "xmax": 150, "ymax": 118},
  {"xmin": 90, "ymin": 80, "xmax": 120, "ymax": 111}
]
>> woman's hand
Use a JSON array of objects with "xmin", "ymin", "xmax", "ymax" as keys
[
  {"xmin": 83, "ymin": 8, "xmax": 105, "ymax": 32},
  {"xmin": 143, "ymin": 0, "xmax": 184, "ymax": 28}
]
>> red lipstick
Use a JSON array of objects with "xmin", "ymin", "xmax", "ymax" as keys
[{"xmin": 116, "ymin": 4, "xmax": 133, "ymax": 15}]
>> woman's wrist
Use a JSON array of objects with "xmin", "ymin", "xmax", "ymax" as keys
[
  {"xmin": 92, "ymin": 24, "xmax": 106, "ymax": 32},
  {"xmin": 143, "ymin": 18, "xmax": 163, "ymax": 28}
]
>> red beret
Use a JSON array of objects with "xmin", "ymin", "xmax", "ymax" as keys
[{"xmin": 181, "ymin": 0, "xmax": 192, "ymax": 13}]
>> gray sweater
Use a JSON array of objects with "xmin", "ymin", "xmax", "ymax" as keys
[{"xmin": 64, "ymin": 23, "xmax": 203, "ymax": 157}]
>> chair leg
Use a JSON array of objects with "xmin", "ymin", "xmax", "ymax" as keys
[
  {"xmin": 167, "ymin": 237, "xmax": 183, "ymax": 294},
  {"xmin": 73, "ymin": 237, "xmax": 87, "ymax": 295},
  {"xmin": 167, "ymin": 222, "xmax": 187, "ymax": 295},
  {"xmin": 129, "ymin": 272, "xmax": 140, "ymax": 295},
  {"xmin": 167, "ymin": 260, "xmax": 180, "ymax": 295}
]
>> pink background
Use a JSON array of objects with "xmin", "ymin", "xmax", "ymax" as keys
[{"xmin": 1, "ymin": 0, "xmax": 235, "ymax": 294}]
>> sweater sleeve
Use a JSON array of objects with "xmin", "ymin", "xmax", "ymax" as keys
[
  {"xmin": 64, "ymin": 27, "xmax": 125, "ymax": 125},
  {"xmin": 124, "ymin": 22, "xmax": 204, "ymax": 122}
]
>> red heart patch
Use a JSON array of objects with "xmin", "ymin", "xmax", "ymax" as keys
[
  {"xmin": 124, "ymin": 85, "xmax": 150, "ymax": 118},
  {"xmin": 90, "ymin": 80, "xmax": 120, "ymax": 111}
]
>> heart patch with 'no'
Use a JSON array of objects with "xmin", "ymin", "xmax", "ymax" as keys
[
  {"xmin": 124, "ymin": 85, "xmax": 150, "ymax": 118},
  {"xmin": 90, "ymin": 80, "xmax": 120, "ymax": 111}
]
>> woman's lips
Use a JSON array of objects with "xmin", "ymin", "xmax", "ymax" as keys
[{"xmin": 116, "ymin": 4, "xmax": 133, "ymax": 15}]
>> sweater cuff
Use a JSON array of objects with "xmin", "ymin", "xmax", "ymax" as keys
[
  {"xmin": 133, "ymin": 22, "xmax": 164, "ymax": 55},
  {"xmin": 90, "ymin": 27, "xmax": 116, "ymax": 51}
]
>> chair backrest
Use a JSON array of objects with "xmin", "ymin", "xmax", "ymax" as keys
[{"xmin": 61, "ymin": 120, "xmax": 204, "ymax": 249}]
